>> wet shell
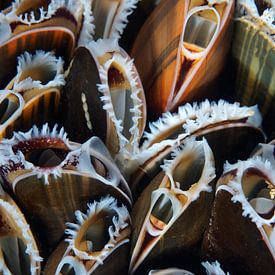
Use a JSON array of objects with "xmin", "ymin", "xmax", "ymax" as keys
[
  {"xmin": 0, "ymin": 50, "xmax": 65, "ymax": 139},
  {"xmin": 0, "ymin": 27, "xmax": 74, "ymax": 87},
  {"xmin": 44, "ymin": 196, "xmax": 131, "ymax": 275},
  {"xmin": 0, "ymin": 185, "xmax": 42, "ymax": 275},
  {"xmin": 0, "ymin": 0, "xmax": 91, "ymax": 44},
  {"xmin": 128, "ymin": 100, "xmax": 264, "ymax": 198},
  {"xmin": 202, "ymin": 157, "xmax": 275, "ymax": 274},
  {"xmin": 131, "ymin": 0, "xmax": 234, "ymax": 116},
  {"xmin": 60, "ymin": 38, "xmax": 146, "ymax": 158},
  {"xmin": 0, "ymin": 0, "xmax": 94, "ymax": 85},
  {"xmin": 0, "ymin": 124, "xmax": 131, "ymax": 255},
  {"xmin": 233, "ymin": 0, "xmax": 275, "ymax": 134},
  {"xmin": 129, "ymin": 138, "xmax": 216, "ymax": 274}
]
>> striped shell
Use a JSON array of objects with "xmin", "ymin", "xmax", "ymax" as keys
[
  {"xmin": 233, "ymin": 0, "xmax": 275, "ymax": 133},
  {"xmin": 0, "ymin": 50, "xmax": 65, "ymax": 139}
]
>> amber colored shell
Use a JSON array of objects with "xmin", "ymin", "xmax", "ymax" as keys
[{"xmin": 131, "ymin": 0, "xmax": 234, "ymax": 116}]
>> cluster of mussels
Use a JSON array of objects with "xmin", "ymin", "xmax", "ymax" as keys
[{"xmin": 0, "ymin": 0, "xmax": 274, "ymax": 275}]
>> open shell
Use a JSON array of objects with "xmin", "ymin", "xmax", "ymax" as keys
[
  {"xmin": 0, "ymin": 50, "xmax": 64, "ymax": 139},
  {"xmin": 44, "ymin": 196, "xmax": 131, "ymax": 275},
  {"xmin": 128, "ymin": 100, "xmax": 264, "ymax": 198},
  {"xmin": 0, "ymin": 124, "xmax": 132, "ymax": 255},
  {"xmin": 129, "ymin": 137, "xmax": 216, "ymax": 274},
  {"xmin": 131, "ymin": 0, "xmax": 234, "ymax": 116},
  {"xmin": 0, "ymin": 0, "xmax": 87, "ymax": 44},
  {"xmin": 60, "ymin": 38, "xmax": 146, "ymax": 158},
  {"xmin": 0, "ymin": 186, "xmax": 42, "ymax": 275},
  {"xmin": 202, "ymin": 156, "xmax": 275, "ymax": 274},
  {"xmin": 0, "ymin": 0, "xmax": 89, "ymax": 85}
]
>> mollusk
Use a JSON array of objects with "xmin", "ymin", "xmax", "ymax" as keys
[
  {"xmin": 44, "ymin": 196, "xmax": 131, "ymax": 275},
  {"xmin": 129, "ymin": 137, "xmax": 216, "ymax": 274},
  {"xmin": 127, "ymin": 100, "xmax": 264, "ymax": 198},
  {"xmin": 131, "ymin": 0, "xmax": 234, "ymax": 115},
  {"xmin": 233, "ymin": 0, "xmax": 275, "ymax": 133},
  {"xmin": 0, "ymin": 0, "xmax": 91, "ymax": 85},
  {"xmin": 0, "ymin": 0, "xmax": 90, "ymax": 44},
  {"xmin": 0, "ymin": 124, "xmax": 131, "ymax": 255},
  {"xmin": 60, "ymin": 38, "xmax": 146, "ymax": 158},
  {"xmin": 0, "ymin": 185, "xmax": 42, "ymax": 275},
  {"xmin": 202, "ymin": 156, "xmax": 275, "ymax": 274},
  {"xmin": 0, "ymin": 50, "xmax": 65, "ymax": 139}
]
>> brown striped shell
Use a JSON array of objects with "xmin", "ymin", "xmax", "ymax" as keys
[{"xmin": 0, "ymin": 124, "xmax": 132, "ymax": 256}]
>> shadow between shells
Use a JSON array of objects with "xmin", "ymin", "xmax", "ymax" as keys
[{"xmin": 0, "ymin": 1, "xmax": 274, "ymax": 275}]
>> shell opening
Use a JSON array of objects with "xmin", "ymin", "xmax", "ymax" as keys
[
  {"xmin": 0, "ymin": 236, "xmax": 31, "ymax": 275},
  {"xmin": 90, "ymin": 156, "xmax": 108, "ymax": 178},
  {"xmin": 59, "ymin": 263, "xmax": 76, "ymax": 275},
  {"xmin": 150, "ymin": 194, "xmax": 173, "ymax": 230},
  {"xmin": 92, "ymin": 0, "xmax": 120, "ymax": 39},
  {"xmin": 0, "ymin": 94, "xmax": 20, "ymax": 125},
  {"xmin": 184, "ymin": 10, "xmax": 218, "ymax": 50},
  {"xmin": 18, "ymin": 64, "xmax": 57, "ymax": 86},
  {"xmin": 241, "ymin": 168, "xmax": 275, "ymax": 219},
  {"xmin": 24, "ymin": 147, "xmax": 68, "ymax": 168},
  {"xmin": 182, "ymin": 6, "xmax": 220, "ymax": 60},
  {"xmin": 12, "ymin": 138, "xmax": 70, "ymax": 168},
  {"xmin": 76, "ymin": 209, "xmax": 117, "ymax": 253},
  {"xmin": 173, "ymin": 147, "xmax": 206, "ymax": 191},
  {"xmin": 107, "ymin": 64, "xmax": 133, "ymax": 140}
]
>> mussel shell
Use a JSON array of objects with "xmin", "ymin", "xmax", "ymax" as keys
[
  {"xmin": 130, "ymin": 172, "xmax": 215, "ymax": 274},
  {"xmin": 232, "ymin": 18, "xmax": 275, "ymax": 135},
  {"xmin": 130, "ymin": 123, "xmax": 265, "ymax": 200},
  {"xmin": 1, "ymin": 88, "xmax": 60, "ymax": 139},
  {"xmin": 12, "ymin": 171, "xmax": 131, "ymax": 256},
  {"xmin": 0, "ymin": 27, "xmax": 75, "ymax": 88},
  {"xmin": 195, "ymin": 123, "xmax": 266, "ymax": 176},
  {"xmin": 202, "ymin": 188, "xmax": 275, "ymax": 274},
  {"xmin": 59, "ymin": 46, "xmax": 107, "ymax": 143},
  {"xmin": 131, "ymin": 0, "xmax": 234, "ymax": 116}
]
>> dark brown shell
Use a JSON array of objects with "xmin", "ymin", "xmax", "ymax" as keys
[
  {"xmin": 59, "ymin": 46, "xmax": 107, "ymax": 143},
  {"xmin": 202, "ymin": 189, "xmax": 275, "ymax": 274},
  {"xmin": 13, "ymin": 172, "xmax": 131, "ymax": 257}
]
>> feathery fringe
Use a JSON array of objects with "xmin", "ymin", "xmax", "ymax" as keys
[
  {"xmin": 91, "ymin": 41, "xmax": 143, "ymax": 154},
  {"xmin": 13, "ymin": 51, "xmax": 65, "ymax": 92},
  {"xmin": 77, "ymin": 0, "xmax": 95, "ymax": 47},
  {"xmin": 143, "ymin": 100, "xmax": 261, "ymax": 151},
  {"xmin": 109, "ymin": 0, "xmax": 139, "ymax": 39},
  {"xmin": 202, "ymin": 261, "xmax": 229, "ymax": 275},
  {"xmin": 222, "ymin": 157, "xmax": 275, "ymax": 227},
  {"xmin": 65, "ymin": 196, "xmax": 129, "ymax": 264}
]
